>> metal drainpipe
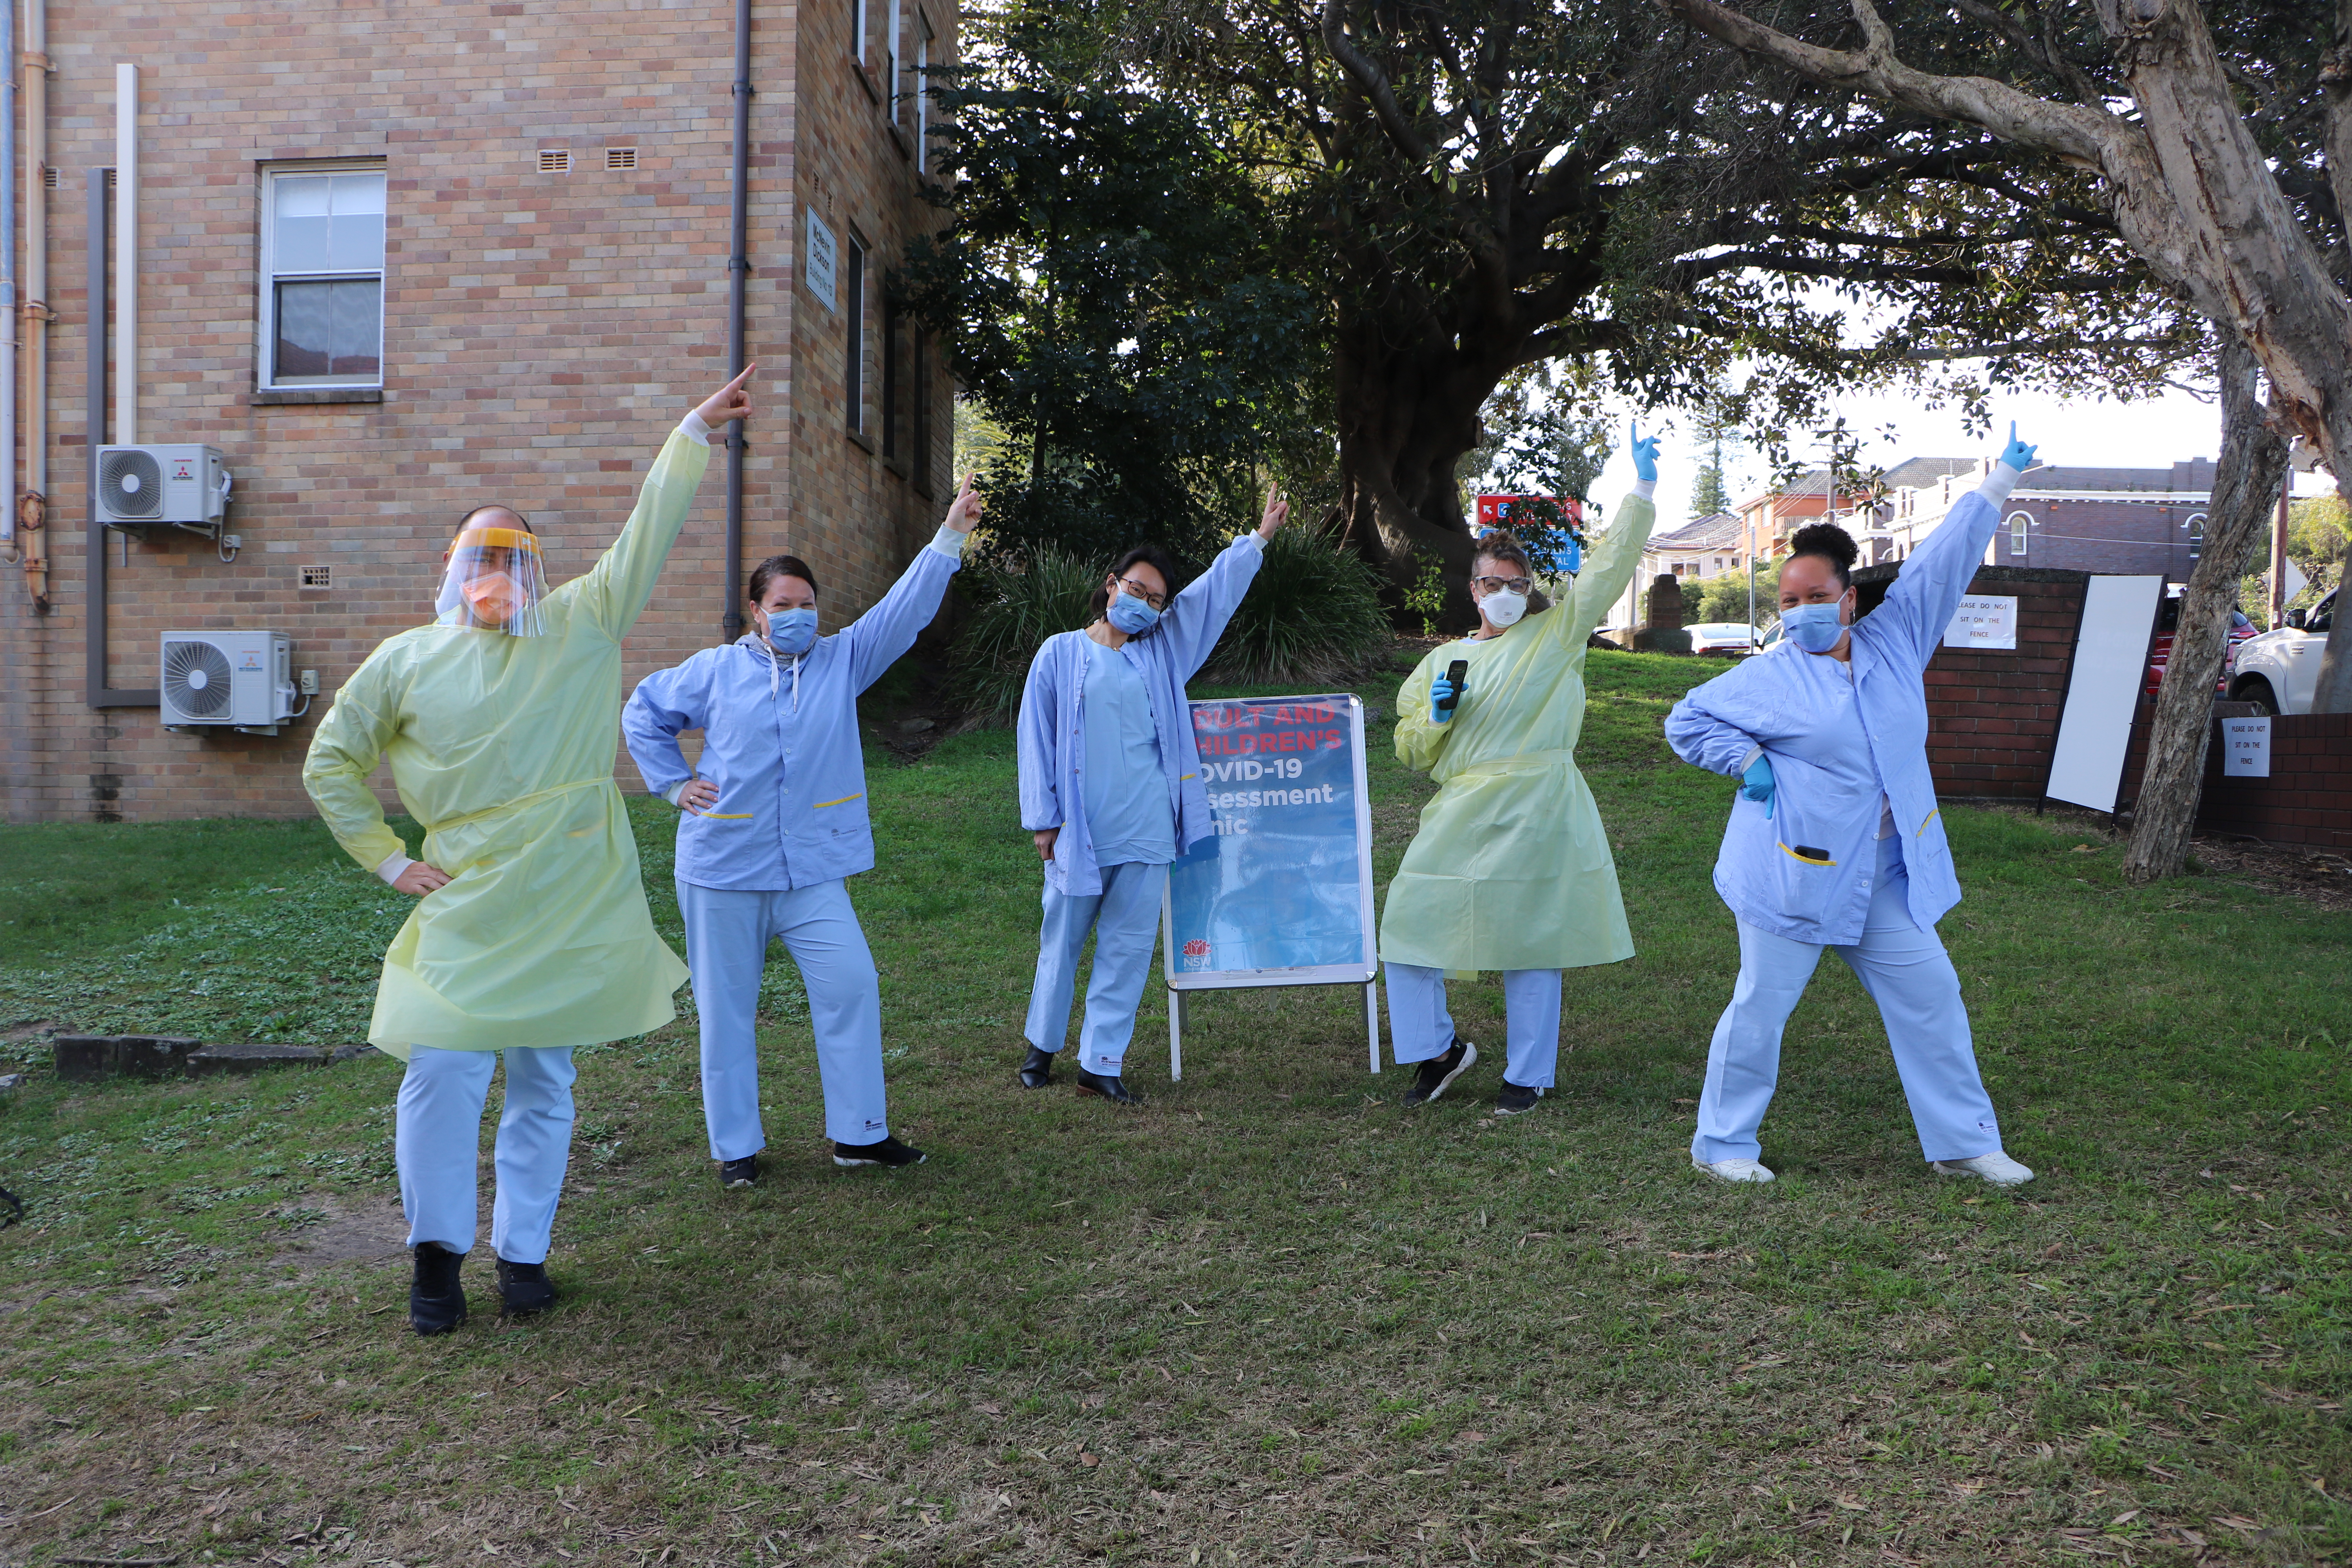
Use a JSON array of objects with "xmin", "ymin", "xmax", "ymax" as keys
[
  {"xmin": 0, "ymin": 0, "xmax": 16, "ymax": 569},
  {"xmin": 722, "ymin": 0, "xmax": 750, "ymax": 642},
  {"xmin": 85, "ymin": 167, "xmax": 151, "ymax": 708},
  {"xmin": 21, "ymin": 0, "xmax": 49, "ymax": 609}
]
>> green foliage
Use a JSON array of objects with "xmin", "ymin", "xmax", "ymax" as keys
[
  {"xmin": 900, "ymin": 56, "xmax": 1321, "ymax": 564},
  {"xmin": 1681, "ymin": 562, "xmax": 1777, "ymax": 629},
  {"xmin": 1402, "ymin": 551, "xmax": 1448, "ymax": 636},
  {"xmin": 947, "ymin": 550, "xmax": 1101, "ymax": 722},
  {"xmin": 1203, "ymin": 527, "xmax": 1393, "ymax": 686}
]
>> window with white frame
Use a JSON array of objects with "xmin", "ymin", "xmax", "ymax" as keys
[
  {"xmin": 887, "ymin": 0, "xmax": 904, "ymax": 123},
  {"xmin": 855, "ymin": 0, "xmax": 869, "ymax": 65},
  {"xmin": 845, "ymin": 229, "xmax": 870, "ymax": 436},
  {"xmin": 260, "ymin": 164, "xmax": 386, "ymax": 388},
  {"xmin": 916, "ymin": 12, "xmax": 933, "ymax": 166},
  {"xmin": 2010, "ymin": 512, "xmax": 2031, "ymax": 556}
]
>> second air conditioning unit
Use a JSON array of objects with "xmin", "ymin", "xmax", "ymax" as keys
[
  {"xmin": 96, "ymin": 444, "xmax": 231, "ymax": 530},
  {"xmin": 161, "ymin": 630, "xmax": 296, "ymax": 735}
]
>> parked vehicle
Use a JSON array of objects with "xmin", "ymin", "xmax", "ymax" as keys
[
  {"xmin": 2145, "ymin": 599, "xmax": 2257, "ymax": 698},
  {"xmin": 2229, "ymin": 588, "xmax": 2336, "ymax": 715},
  {"xmin": 1686, "ymin": 621, "xmax": 1760, "ymax": 657}
]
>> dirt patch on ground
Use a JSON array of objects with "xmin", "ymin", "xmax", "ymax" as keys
[
  {"xmin": 2006, "ymin": 799, "xmax": 2352, "ymax": 912},
  {"xmin": 273, "ymin": 1192, "xmax": 410, "ymax": 1269}
]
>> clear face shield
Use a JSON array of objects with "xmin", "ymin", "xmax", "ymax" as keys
[{"xmin": 436, "ymin": 526, "xmax": 548, "ymax": 636}]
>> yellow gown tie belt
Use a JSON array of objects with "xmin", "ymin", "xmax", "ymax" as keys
[
  {"xmin": 1449, "ymin": 749, "xmax": 1579, "ymax": 780},
  {"xmin": 424, "ymin": 776, "xmax": 612, "ymax": 835}
]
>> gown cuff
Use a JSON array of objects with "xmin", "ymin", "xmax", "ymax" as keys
[
  {"xmin": 1978, "ymin": 460, "xmax": 2022, "ymax": 507},
  {"xmin": 1236, "ymin": 532, "xmax": 1267, "ymax": 553},
  {"xmin": 1628, "ymin": 478, "xmax": 1658, "ymax": 501},
  {"xmin": 664, "ymin": 779, "xmax": 690, "ymax": 806},
  {"xmin": 680, "ymin": 410, "xmax": 714, "ymax": 446},
  {"xmin": 1737, "ymin": 744, "xmax": 1763, "ymax": 776},
  {"xmin": 927, "ymin": 524, "xmax": 971, "ymax": 559},
  {"xmin": 375, "ymin": 851, "xmax": 415, "ymax": 886}
]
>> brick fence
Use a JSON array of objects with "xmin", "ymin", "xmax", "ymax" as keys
[
  {"xmin": 2120, "ymin": 711, "xmax": 2352, "ymax": 851},
  {"xmin": 1853, "ymin": 564, "xmax": 2090, "ymax": 800}
]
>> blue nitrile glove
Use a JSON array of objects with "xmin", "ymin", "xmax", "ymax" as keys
[
  {"xmin": 1630, "ymin": 420, "xmax": 1660, "ymax": 484},
  {"xmin": 1740, "ymin": 753, "xmax": 1776, "ymax": 819},
  {"xmin": 1998, "ymin": 420, "xmax": 2037, "ymax": 473},
  {"xmin": 1430, "ymin": 672, "xmax": 1462, "ymax": 724}
]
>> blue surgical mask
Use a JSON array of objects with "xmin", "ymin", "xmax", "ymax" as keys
[
  {"xmin": 764, "ymin": 606, "xmax": 818, "ymax": 657},
  {"xmin": 1780, "ymin": 598, "xmax": 1849, "ymax": 653},
  {"xmin": 1107, "ymin": 593, "xmax": 1160, "ymax": 635}
]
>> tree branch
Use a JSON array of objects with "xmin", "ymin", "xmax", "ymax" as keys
[{"xmin": 1319, "ymin": 0, "xmax": 1434, "ymax": 165}]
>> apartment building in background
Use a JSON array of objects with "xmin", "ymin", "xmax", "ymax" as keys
[{"xmin": 0, "ymin": 0, "xmax": 957, "ymax": 823}]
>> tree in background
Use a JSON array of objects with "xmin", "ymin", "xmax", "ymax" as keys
[
  {"xmin": 1654, "ymin": 0, "xmax": 2352, "ymax": 714},
  {"xmin": 900, "ymin": 57, "xmax": 1321, "ymax": 566},
  {"xmin": 1688, "ymin": 384, "xmax": 1745, "ymax": 518},
  {"xmin": 2288, "ymin": 496, "xmax": 2348, "ymax": 603}
]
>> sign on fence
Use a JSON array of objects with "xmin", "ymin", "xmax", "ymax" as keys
[
  {"xmin": 1159, "ymin": 693, "xmax": 1379, "ymax": 1077},
  {"xmin": 2222, "ymin": 715, "xmax": 2272, "ymax": 778},
  {"xmin": 1944, "ymin": 594, "xmax": 2019, "ymax": 650}
]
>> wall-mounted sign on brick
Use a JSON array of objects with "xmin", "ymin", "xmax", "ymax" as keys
[
  {"xmin": 806, "ymin": 210, "xmax": 839, "ymax": 312},
  {"xmin": 1943, "ymin": 593, "xmax": 2018, "ymax": 650},
  {"xmin": 2221, "ymin": 715, "xmax": 2271, "ymax": 778}
]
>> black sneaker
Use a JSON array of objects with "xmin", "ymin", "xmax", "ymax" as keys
[
  {"xmin": 1075, "ymin": 1067, "xmax": 1141, "ymax": 1105},
  {"xmin": 1019, "ymin": 1045, "xmax": 1058, "ymax": 1089},
  {"xmin": 1493, "ymin": 1080, "xmax": 1543, "ymax": 1116},
  {"xmin": 495, "ymin": 1256, "xmax": 558, "ymax": 1316},
  {"xmin": 409, "ymin": 1241, "xmax": 468, "ymax": 1337},
  {"xmin": 834, "ymin": 1135, "xmax": 927, "ymax": 1169},
  {"xmin": 719, "ymin": 1155, "xmax": 760, "ymax": 1189},
  {"xmin": 1404, "ymin": 1038, "xmax": 1477, "ymax": 1106}
]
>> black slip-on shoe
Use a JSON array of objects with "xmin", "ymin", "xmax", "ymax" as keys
[
  {"xmin": 719, "ymin": 1155, "xmax": 760, "ymax": 1189},
  {"xmin": 1493, "ymin": 1080, "xmax": 1543, "ymax": 1116},
  {"xmin": 1075, "ymin": 1068, "xmax": 1141, "ymax": 1106},
  {"xmin": 1403, "ymin": 1038, "xmax": 1477, "ymax": 1106},
  {"xmin": 408, "ymin": 1241, "xmax": 468, "ymax": 1337},
  {"xmin": 1019, "ymin": 1045, "xmax": 1058, "ymax": 1090},
  {"xmin": 495, "ymin": 1256, "xmax": 558, "ymax": 1317},
  {"xmin": 834, "ymin": 1135, "xmax": 927, "ymax": 1169}
]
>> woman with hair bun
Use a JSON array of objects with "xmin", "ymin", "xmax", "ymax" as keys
[{"xmin": 1664, "ymin": 424, "xmax": 2042, "ymax": 1187}]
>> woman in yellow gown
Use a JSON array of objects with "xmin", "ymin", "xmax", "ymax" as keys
[
  {"xmin": 302, "ymin": 367, "xmax": 751, "ymax": 1333},
  {"xmin": 1380, "ymin": 425, "xmax": 1661, "ymax": 1114}
]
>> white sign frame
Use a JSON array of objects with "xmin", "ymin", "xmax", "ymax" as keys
[
  {"xmin": 1944, "ymin": 593, "xmax": 2018, "ymax": 650},
  {"xmin": 804, "ymin": 209, "xmax": 838, "ymax": 313},
  {"xmin": 2221, "ymin": 715, "xmax": 2272, "ymax": 778},
  {"xmin": 1158, "ymin": 694, "xmax": 1380, "ymax": 1079},
  {"xmin": 2046, "ymin": 574, "xmax": 2164, "ymax": 813}
]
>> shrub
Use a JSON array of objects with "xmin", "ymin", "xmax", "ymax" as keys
[
  {"xmin": 949, "ymin": 549, "xmax": 1100, "ymax": 722},
  {"xmin": 1203, "ymin": 524, "xmax": 1393, "ymax": 686}
]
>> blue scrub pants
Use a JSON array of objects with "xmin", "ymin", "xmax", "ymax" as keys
[
  {"xmin": 396, "ymin": 1044, "xmax": 575, "ymax": 1264},
  {"xmin": 1025, "ymin": 860, "xmax": 1167, "ymax": 1076},
  {"xmin": 677, "ymin": 877, "xmax": 889, "ymax": 1155},
  {"xmin": 1386, "ymin": 964, "xmax": 1564, "ymax": 1089},
  {"xmin": 1693, "ymin": 835, "xmax": 2003, "ymax": 1165}
]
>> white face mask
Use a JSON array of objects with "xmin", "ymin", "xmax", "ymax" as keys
[{"xmin": 1483, "ymin": 588, "xmax": 1528, "ymax": 629}]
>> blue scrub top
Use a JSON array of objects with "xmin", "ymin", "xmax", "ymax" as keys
[{"xmin": 1080, "ymin": 640, "xmax": 1177, "ymax": 866}]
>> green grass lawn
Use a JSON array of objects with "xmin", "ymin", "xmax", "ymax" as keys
[{"xmin": 0, "ymin": 648, "xmax": 2346, "ymax": 1568}]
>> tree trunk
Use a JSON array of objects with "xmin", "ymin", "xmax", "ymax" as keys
[
  {"xmin": 2122, "ymin": 338, "xmax": 2291, "ymax": 884},
  {"xmin": 1328, "ymin": 310, "xmax": 1520, "ymax": 629}
]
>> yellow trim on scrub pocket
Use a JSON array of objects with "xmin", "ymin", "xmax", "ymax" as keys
[
  {"xmin": 1915, "ymin": 808, "xmax": 1941, "ymax": 837},
  {"xmin": 1778, "ymin": 842, "xmax": 1837, "ymax": 867},
  {"xmin": 692, "ymin": 811, "xmax": 753, "ymax": 819},
  {"xmin": 813, "ymin": 793, "xmax": 865, "ymax": 809}
]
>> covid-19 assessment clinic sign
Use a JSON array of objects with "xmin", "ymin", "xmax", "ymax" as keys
[{"xmin": 1158, "ymin": 693, "xmax": 1380, "ymax": 1075}]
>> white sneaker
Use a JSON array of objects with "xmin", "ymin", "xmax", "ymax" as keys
[
  {"xmin": 1693, "ymin": 1157, "xmax": 1776, "ymax": 1183},
  {"xmin": 1933, "ymin": 1151, "xmax": 2034, "ymax": 1187}
]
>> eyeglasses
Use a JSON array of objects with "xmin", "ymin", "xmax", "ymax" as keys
[
  {"xmin": 1472, "ymin": 575, "xmax": 1532, "ymax": 597},
  {"xmin": 1114, "ymin": 575, "xmax": 1167, "ymax": 612}
]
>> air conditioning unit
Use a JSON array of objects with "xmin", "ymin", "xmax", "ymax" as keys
[
  {"xmin": 96, "ymin": 444, "xmax": 230, "ymax": 530},
  {"xmin": 161, "ymin": 630, "xmax": 296, "ymax": 735}
]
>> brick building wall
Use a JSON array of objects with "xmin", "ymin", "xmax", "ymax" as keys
[
  {"xmin": 1852, "ymin": 564, "xmax": 2089, "ymax": 800},
  {"xmin": 0, "ymin": 0, "xmax": 956, "ymax": 825},
  {"xmin": 1989, "ymin": 497, "xmax": 2207, "ymax": 579}
]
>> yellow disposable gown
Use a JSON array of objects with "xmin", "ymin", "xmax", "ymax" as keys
[
  {"xmin": 1378, "ymin": 491, "xmax": 1657, "ymax": 973},
  {"xmin": 302, "ymin": 426, "xmax": 712, "ymax": 1058}
]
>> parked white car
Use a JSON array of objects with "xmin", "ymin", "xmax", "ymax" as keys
[
  {"xmin": 1686, "ymin": 621, "xmax": 1761, "ymax": 656},
  {"xmin": 2229, "ymin": 588, "xmax": 2336, "ymax": 715}
]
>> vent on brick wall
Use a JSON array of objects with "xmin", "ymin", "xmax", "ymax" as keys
[
  {"xmin": 539, "ymin": 149, "xmax": 571, "ymax": 174},
  {"xmin": 605, "ymin": 147, "xmax": 637, "ymax": 171},
  {"xmin": 299, "ymin": 564, "xmax": 332, "ymax": 589},
  {"xmin": 42, "ymin": 167, "xmax": 56, "ymax": 189}
]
